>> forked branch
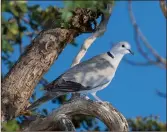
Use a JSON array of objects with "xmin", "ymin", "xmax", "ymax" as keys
[
  {"xmin": 126, "ymin": 1, "xmax": 166, "ymax": 69},
  {"xmin": 71, "ymin": 3, "xmax": 113, "ymax": 67}
]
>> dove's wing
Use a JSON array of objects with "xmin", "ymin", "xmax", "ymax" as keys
[{"xmin": 45, "ymin": 54, "xmax": 115, "ymax": 93}]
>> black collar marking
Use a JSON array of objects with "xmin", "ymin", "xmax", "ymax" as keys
[{"xmin": 107, "ymin": 52, "xmax": 114, "ymax": 58}]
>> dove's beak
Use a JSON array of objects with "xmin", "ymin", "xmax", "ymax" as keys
[{"xmin": 128, "ymin": 49, "xmax": 134, "ymax": 55}]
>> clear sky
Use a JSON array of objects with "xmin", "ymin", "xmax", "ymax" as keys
[{"xmin": 2, "ymin": 1, "xmax": 166, "ymax": 124}]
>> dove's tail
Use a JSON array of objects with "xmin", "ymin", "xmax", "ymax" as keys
[{"xmin": 27, "ymin": 92, "xmax": 64, "ymax": 110}]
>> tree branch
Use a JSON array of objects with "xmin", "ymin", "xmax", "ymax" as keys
[
  {"xmin": 156, "ymin": 89, "xmax": 166, "ymax": 98},
  {"xmin": 23, "ymin": 98, "xmax": 128, "ymax": 131},
  {"xmin": 2, "ymin": 7, "xmax": 101, "ymax": 121},
  {"xmin": 159, "ymin": 0, "xmax": 167, "ymax": 18},
  {"xmin": 71, "ymin": 4, "xmax": 113, "ymax": 67},
  {"xmin": 124, "ymin": 58, "xmax": 156, "ymax": 66},
  {"xmin": 1, "ymin": 28, "xmax": 78, "ymax": 121},
  {"xmin": 128, "ymin": 1, "xmax": 166, "ymax": 69}
]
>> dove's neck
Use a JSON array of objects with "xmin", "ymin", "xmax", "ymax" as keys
[{"xmin": 109, "ymin": 51, "xmax": 124, "ymax": 69}]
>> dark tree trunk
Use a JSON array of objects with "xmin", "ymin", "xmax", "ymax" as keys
[{"xmin": 1, "ymin": 28, "xmax": 78, "ymax": 121}]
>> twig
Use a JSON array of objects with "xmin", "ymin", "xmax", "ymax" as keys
[
  {"xmin": 71, "ymin": 36, "xmax": 97, "ymax": 67},
  {"xmin": 71, "ymin": 4, "xmax": 113, "ymax": 67},
  {"xmin": 16, "ymin": 16, "xmax": 24, "ymax": 54},
  {"xmin": 128, "ymin": 1, "xmax": 166, "ymax": 69},
  {"xmin": 39, "ymin": 77, "xmax": 49, "ymax": 87},
  {"xmin": 124, "ymin": 58, "xmax": 155, "ymax": 66},
  {"xmin": 22, "ymin": 17, "xmax": 30, "ymax": 24},
  {"xmin": 156, "ymin": 89, "xmax": 166, "ymax": 98},
  {"xmin": 159, "ymin": 0, "xmax": 167, "ymax": 18}
]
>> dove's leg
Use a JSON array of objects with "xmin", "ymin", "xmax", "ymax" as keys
[
  {"xmin": 91, "ymin": 92, "xmax": 103, "ymax": 102},
  {"xmin": 85, "ymin": 96, "xmax": 90, "ymax": 100},
  {"xmin": 83, "ymin": 94, "xmax": 90, "ymax": 100},
  {"xmin": 80, "ymin": 93, "xmax": 90, "ymax": 100}
]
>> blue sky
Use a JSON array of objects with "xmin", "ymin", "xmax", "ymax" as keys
[{"xmin": 2, "ymin": 1, "xmax": 166, "ymax": 125}]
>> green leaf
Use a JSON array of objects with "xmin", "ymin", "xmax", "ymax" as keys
[
  {"xmin": 64, "ymin": 1, "xmax": 74, "ymax": 9},
  {"xmin": 2, "ymin": 39, "xmax": 13, "ymax": 53},
  {"xmin": 2, "ymin": 120, "xmax": 20, "ymax": 131},
  {"xmin": 60, "ymin": 9, "xmax": 73, "ymax": 22},
  {"xmin": 2, "ymin": 1, "xmax": 9, "ymax": 12},
  {"xmin": 9, "ymin": 2, "xmax": 19, "ymax": 17},
  {"xmin": 17, "ymin": 1, "xmax": 28, "ymax": 13},
  {"xmin": 9, "ymin": 23, "xmax": 18, "ymax": 35}
]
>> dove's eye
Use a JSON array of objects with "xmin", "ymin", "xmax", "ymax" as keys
[{"xmin": 122, "ymin": 44, "xmax": 125, "ymax": 48}]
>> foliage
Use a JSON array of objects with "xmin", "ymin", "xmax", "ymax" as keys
[
  {"xmin": 128, "ymin": 116, "xmax": 166, "ymax": 131},
  {"xmin": 1, "ymin": 0, "xmax": 166, "ymax": 131},
  {"xmin": 2, "ymin": 120, "xmax": 20, "ymax": 131}
]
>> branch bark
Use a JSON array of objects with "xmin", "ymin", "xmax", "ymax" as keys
[
  {"xmin": 159, "ymin": 0, "xmax": 167, "ymax": 18},
  {"xmin": 55, "ymin": 114, "xmax": 76, "ymax": 131},
  {"xmin": 1, "ymin": 28, "xmax": 78, "ymax": 121},
  {"xmin": 23, "ymin": 98, "xmax": 128, "ymax": 131}
]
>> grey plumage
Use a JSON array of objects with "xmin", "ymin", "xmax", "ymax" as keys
[
  {"xmin": 28, "ymin": 41, "xmax": 133, "ymax": 110},
  {"xmin": 46, "ymin": 54, "xmax": 115, "ymax": 93},
  {"xmin": 28, "ymin": 92, "xmax": 65, "ymax": 110}
]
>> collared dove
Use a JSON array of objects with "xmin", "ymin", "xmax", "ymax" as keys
[{"xmin": 28, "ymin": 41, "xmax": 134, "ymax": 110}]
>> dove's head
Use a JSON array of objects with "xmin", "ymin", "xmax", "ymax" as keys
[{"xmin": 111, "ymin": 41, "xmax": 134, "ymax": 55}]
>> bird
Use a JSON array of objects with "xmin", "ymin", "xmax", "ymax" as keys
[{"xmin": 27, "ymin": 41, "xmax": 134, "ymax": 110}]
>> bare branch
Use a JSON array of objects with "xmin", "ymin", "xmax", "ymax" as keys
[
  {"xmin": 156, "ymin": 89, "xmax": 166, "ymax": 98},
  {"xmin": 23, "ymin": 98, "xmax": 128, "ymax": 131},
  {"xmin": 71, "ymin": 3, "xmax": 113, "ymax": 67},
  {"xmin": 124, "ymin": 58, "xmax": 155, "ymax": 66},
  {"xmin": 124, "ymin": 58, "xmax": 165, "ymax": 68},
  {"xmin": 71, "ymin": 36, "xmax": 96, "ymax": 67},
  {"xmin": 128, "ymin": 1, "xmax": 166, "ymax": 69},
  {"xmin": 159, "ymin": 0, "xmax": 167, "ymax": 18}
]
